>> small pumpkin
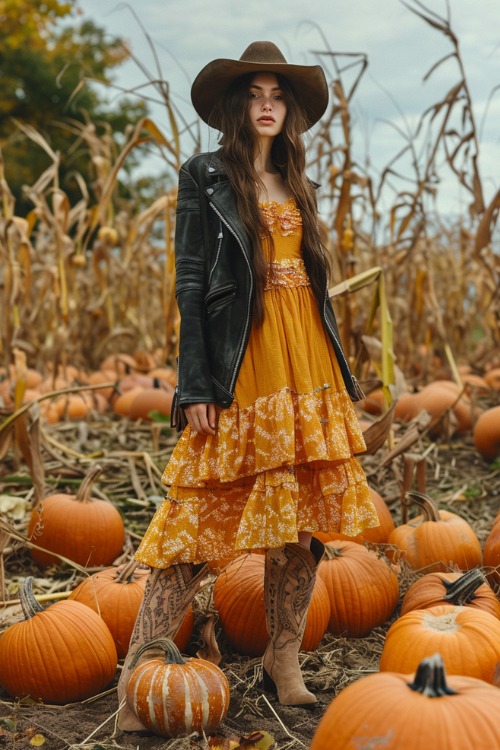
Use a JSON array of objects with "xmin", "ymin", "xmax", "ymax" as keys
[
  {"xmin": 55, "ymin": 392, "xmax": 92, "ymax": 420},
  {"xmin": 126, "ymin": 638, "xmax": 230, "ymax": 738},
  {"xmin": 213, "ymin": 553, "xmax": 330, "ymax": 656},
  {"xmin": 400, "ymin": 567, "xmax": 500, "ymax": 619},
  {"xmin": 317, "ymin": 541, "xmax": 399, "ymax": 637},
  {"xmin": 148, "ymin": 366, "xmax": 177, "ymax": 388},
  {"xmin": 112, "ymin": 385, "xmax": 144, "ymax": 416},
  {"xmin": 86, "ymin": 369, "xmax": 118, "ymax": 402},
  {"xmin": 28, "ymin": 464, "xmax": 125, "ymax": 567},
  {"xmin": 379, "ymin": 604, "xmax": 500, "ymax": 683},
  {"xmin": 484, "ymin": 367, "xmax": 500, "ymax": 391},
  {"xmin": 69, "ymin": 560, "xmax": 194, "ymax": 658},
  {"xmin": 388, "ymin": 491, "xmax": 482, "ymax": 572},
  {"xmin": 128, "ymin": 386, "xmax": 174, "ymax": 420},
  {"xmin": 0, "ymin": 577, "xmax": 117, "ymax": 703},
  {"xmin": 310, "ymin": 653, "xmax": 500, "ymax": 750},
  {"xmin": 394, "ymin": 381, "xmax": 473, "ymax": 436},
  {"xmin": 473, "ymin": 405, "xmax": 500, "ymax": 462},
  {"xmin": 100, "ymin": 352, "xmax": 137, "ymax": 377}
]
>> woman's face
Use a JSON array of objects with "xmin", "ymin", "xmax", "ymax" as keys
[{"xmin": 247, "ymin": 72, "xmax": 287, "ymax": 138}]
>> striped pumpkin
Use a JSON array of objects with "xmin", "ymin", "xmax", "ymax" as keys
[{"xmin": 126, "ymin": 638, "xmax": 230, "ymax": 738}]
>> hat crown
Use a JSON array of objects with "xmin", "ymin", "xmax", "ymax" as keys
[{"xmin": 239, "ymin": 41, "xmax": 288, "ymax": 66}]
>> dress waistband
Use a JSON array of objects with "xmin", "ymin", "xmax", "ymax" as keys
[{"xmin": 265, "ymin": 258, "xmax": 311, "ymax": 290}]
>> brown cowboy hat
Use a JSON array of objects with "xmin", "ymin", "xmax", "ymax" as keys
[{"xmin": 191, "ymin": 40, "xmax": 328, "ymax": 132}]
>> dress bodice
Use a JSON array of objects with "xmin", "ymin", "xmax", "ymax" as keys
[{"xmin": 259, "ymin": 198, "xmax": 308, "ymax": 289}]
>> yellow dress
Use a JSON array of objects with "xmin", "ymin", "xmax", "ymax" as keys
[{"xmin": 135, "ymin": 198, "xmax": 379, "ymax": 567}]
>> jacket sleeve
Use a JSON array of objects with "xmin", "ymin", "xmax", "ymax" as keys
[{"xmin": 172, "ymin": 163, "xmax": 215, "ymax": 423}]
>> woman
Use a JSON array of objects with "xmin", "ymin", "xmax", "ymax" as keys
[{"xmin": 118, "ymin": 41, "xmax": 379, "ymax": 731}]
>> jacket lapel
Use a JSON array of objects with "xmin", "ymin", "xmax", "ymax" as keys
[{"xmin": 203, "ymin": 162, "xmax": 253, "ymax": 263}]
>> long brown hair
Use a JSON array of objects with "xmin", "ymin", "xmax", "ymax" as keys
[{"xmin": 217, "ymin": 72, "xmax": 328, "ymax": 326}]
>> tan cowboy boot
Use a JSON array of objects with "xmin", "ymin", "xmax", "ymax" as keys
[
  {"xmin": 117, "ymin": 562, "xmax": 208, "ymax": 732},
  {"xmin": 262, "ymin": 538, "xmax": 324, "ymax": 707}
]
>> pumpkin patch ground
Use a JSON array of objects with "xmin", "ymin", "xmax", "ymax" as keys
[{"xmin": 0, "ymin": 407, "xmax": 499, "ymax": 750}]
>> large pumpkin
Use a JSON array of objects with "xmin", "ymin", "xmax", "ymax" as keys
[
  {"xmin": 213, "ymin": 553, "xmax": 330, "ymax": 656},
  {"xmin": 28, "ymin": 465, "xmax": 125, "ymax": 567},
  {"xmin": 400, "ymin": 568, "xmax": 500, "ymax": 619},
  {"xmin": 317, "ymin": 541, "xmax": 399, "ymax": 637},
  {"xmin": 314, "ymin": 487, "xmax": 395, "ymax": 545},
  {"xmin": 126, "ymin": 638, "xmax": 230, "ymax": 738},
  {"xmin": 0, "ymin": 577, "xmax": 117, "ymax": 703},
  {"xmin": 68, "ymin": 561, "xmax": 194, "ymax": 658},
  {"xmin": 380, "ymin": 604, "xmax": 500, "ymax": 683},
  {"xmin": 310, "ymin": 653, "xmax": 500, "ymax": 750},
  {"xmin": 388, "ymin": 491, "xmax": 482, "ymax": 572}
]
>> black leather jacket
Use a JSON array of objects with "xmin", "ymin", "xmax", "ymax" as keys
[{"xmin": 171, "ymin": 151, "xmax": 364, "ymax": 430}]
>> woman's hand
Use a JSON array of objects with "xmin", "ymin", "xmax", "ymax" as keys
[{"xmin": 184, "ymin": 403, "xmax": 218, "ymax": 435}]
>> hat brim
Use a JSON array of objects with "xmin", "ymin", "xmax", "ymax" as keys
[{"xmin": 191, "ymin": 58, "xmax": 328, "ymax": 133}]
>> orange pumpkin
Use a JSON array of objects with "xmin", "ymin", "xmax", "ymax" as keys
[
  {"xmin": 380, "ymin": 604, "xmax": 500, "ymax": 683},
  {"xmin": 55, "ymin": 392, "xmax": 92, "ymax": 419},
  {"xmin": 100, "ymin": 352, "xmax": 137, "ymax": 377},
  {"xmin": 317, "ymin": 541, "xmax": 399, "ymax": 637},
  {"xmin": 148, "ymin": 366, "xmax": 177, "ymax": 388},
  {"xmin": 473, "ymin": 405, "xmax": 500, "ymax": 462},
  {"xmin": 484, "ymin": 367, "xmax": 500, "ymax": 390},
  {"xmin": 87, "ymin": 369, "xmax": 118, "ymax": 401},
  {"xmin": 213, "ymin": 553, "xmax": 330, "ymax": 656},
  {"xmin": 128, "ymin": 386, "xmax": 174, "ymax": 420},
  {"xmin": 314, "ymin": 487, "xmax": 395, "ymax": 545},
  {"xmin": 28, "ymin": 465, "xmax": 125, "ymax": 567},
  {"xmin": 112, "ymin": 386, "xmax": 144, "ymax": 416},
  {"xmin": 400, "ymin": 568, "xmax": 500, "ymax": 619},
  {"xmin": 0, "ymin": 577, "xmax": 117, "ymax": 703},
  {"xmin": 388, "ymin": 491, "xmax": 482, "ymax": 572},
  {"xmin": 126, "ymin": 638, "xmax": 230, "ymax": 738},
  {"xmin": 69, "ymin": 561, "xmax": 194, "ymax": 658},
  {"xmin": 311, "ymin": 653, "xmax": 500, "ymax": 750},
  {"xmin": 394, "ymin": 382, "xmax": 473, "ymax": 436}
]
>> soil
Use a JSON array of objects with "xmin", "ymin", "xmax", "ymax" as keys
[{"xmin": 0, "ymin": 398, "xmax": 499, "ymax": 750}]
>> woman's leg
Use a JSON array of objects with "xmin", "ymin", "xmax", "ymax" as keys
[
  {"xmin": 297, "ymin": 531, "xmax": 312, "ymax": 548},
  {"xmin": 262, "ymin": 537, "xmax": 324, "ymax": 706},
  {"xmin": 117, "ymin": 562, "xmax": 207, "ymax": 732}
]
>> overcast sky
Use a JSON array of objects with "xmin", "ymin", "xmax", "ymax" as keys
[{"xmin": 77, "ymin": 0, "xmax": 500, "ymax": 222}]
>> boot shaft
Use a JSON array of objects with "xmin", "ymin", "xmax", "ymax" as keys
[{"xmin": 264, "ymin": 540, "xmax": 324, "ymax": 643}]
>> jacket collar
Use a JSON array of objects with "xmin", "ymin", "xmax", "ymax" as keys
[{"xmin": 205, "ymin": 150, "xmax": 227, "ymax": 179}]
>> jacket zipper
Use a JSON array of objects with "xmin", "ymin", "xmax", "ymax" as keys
[
  {"xmin": 208, "ymin": 223, "xmax": 224, "ymax": 286},
  {"xmin": 209, "ymin": 201, "xmax": 253, "ymax": 393}
]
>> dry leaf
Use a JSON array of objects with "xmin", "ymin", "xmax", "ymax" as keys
[
  {"xmin": 29, "ymin": 734, "xmax": 46, "ymax": 746},
  {"xmin": 239, "ymin": 731, "xmax": 276, "ymax": 750},
  {"xmin": 0, "ymin": 494, "xmax": 28, "ymax": 521}
]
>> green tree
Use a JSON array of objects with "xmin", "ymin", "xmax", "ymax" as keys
[{"xmin": 0, "ymin": 0, "xmax": 148, "ymax": 214}]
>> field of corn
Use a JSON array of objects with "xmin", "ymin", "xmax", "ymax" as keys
[{"xmin": 0, "ymin": 4, "xmax": 499, "ymax": 750}]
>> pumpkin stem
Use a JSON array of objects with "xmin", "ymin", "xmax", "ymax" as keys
[
  {"xmin": 75, "ymin": 464, "xmax": 104, "ymax": 503},
  {"xmin": 115, "ymin": 558, "xmax": 141, "ymax": 584},
  {"xmin": 403, "ymin": 491, "xmax": 441, "ymax": 522},
  {"xmin": 323, "ymin": 544, "xmax": 345, "ymax": 560},
  {"xmin": 128, "ymin": 638, "xmax": 187, "ymax": 670},
  {"xmin": 19, "ymin": 576, "xmax": 45, "ymax": 619},
  {"xmin": 408, "ymin": 653, "xmax": 457, "ymax": 697},
  {"xmin": 442, "ymin": 568, "xmax": 486, "ymax": 604}
]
